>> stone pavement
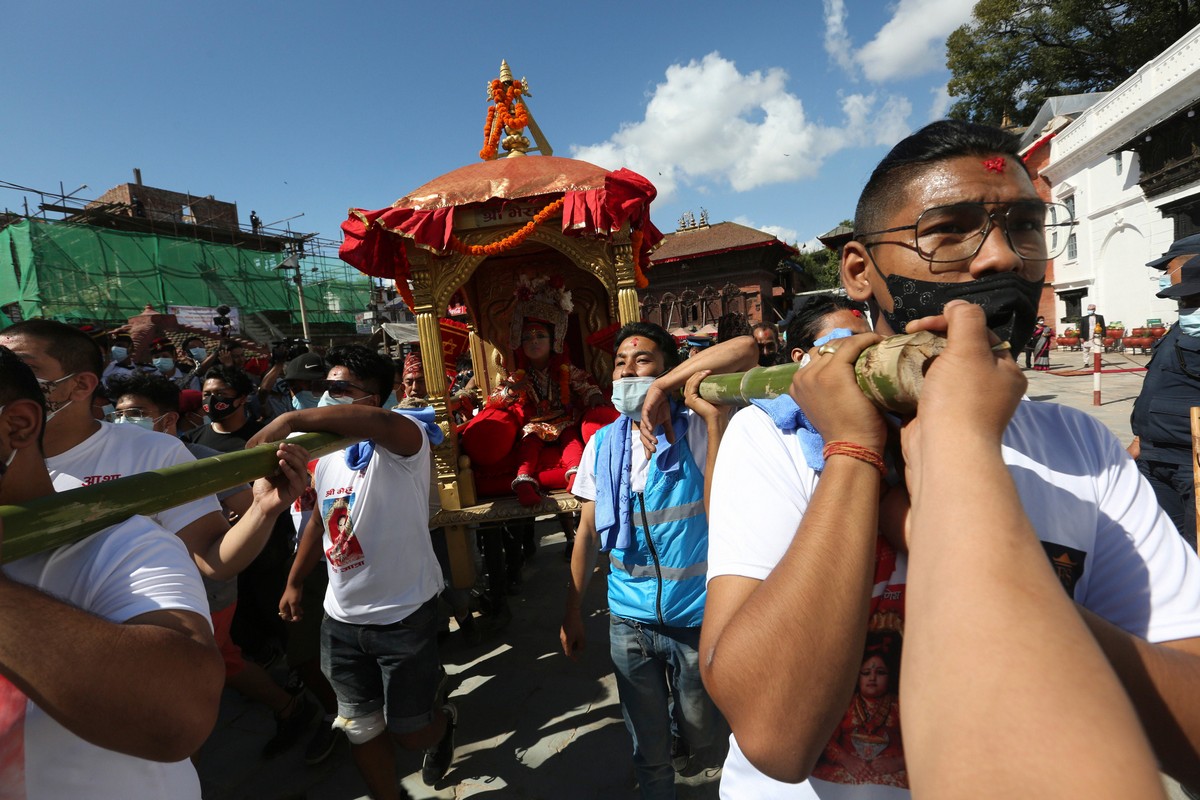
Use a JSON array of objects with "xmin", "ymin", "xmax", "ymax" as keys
[
  {"xmin": 196, "ymin": 346, "xmax": 1165, "ymax": 799},
  {"xmin": 196, "ymin": 527, "xmax": 722, "ymax": 800},
  {"xmin": 1020, "ymin": 348, "xmax": 1149, "ymax": 444}
]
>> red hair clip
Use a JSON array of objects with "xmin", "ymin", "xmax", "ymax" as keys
[{"xmin": 983, "ymin": 157, "xmax": 1006, "ymax": 173}]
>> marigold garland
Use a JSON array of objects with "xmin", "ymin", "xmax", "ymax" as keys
[
  {"xmin": 447, "ymin": 198, "xmax": 564, "ymax": 257},
  {"xmin": 631, "ymin": 228, "xmax": 649, "ymax": 288},
  {"xmin": 479, "ymin": 79, "xmax": 530, "ymax": 160}
]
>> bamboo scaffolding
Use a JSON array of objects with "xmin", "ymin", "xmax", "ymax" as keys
[{"xmin": 0, "ymin": 432, "xmax": 358, "ymax": 563}]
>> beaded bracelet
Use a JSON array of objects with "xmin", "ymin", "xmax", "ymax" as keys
[{"xmin": 822, "ymin": 440, "xmax": 886, "ymax": 476}]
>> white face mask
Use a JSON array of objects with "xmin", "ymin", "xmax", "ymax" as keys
[
  {"xmin": 110, "ymin": 346, "xmax": 129, "ymax": 363},
  {"xmin": 153, "ymin": 357, "xmax": 175, "ymax": 374},
  {"xmin": 318, "ymin": 392, "xmax": 360, "ymax": 408},
  {"xmin": 189, "ymin": 347, "xmax": 207, "ymax": 362},
  {"xmin": 611, "ymin": 376, "xmax": 656, "ymax": 420},
  {"xmin": 112, "ymin": 414, "xmax": 155, "ymax": 431}
]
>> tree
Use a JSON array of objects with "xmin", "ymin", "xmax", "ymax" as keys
[
  {"xmin": 946, "ymin": 0, "xmax": 1200, "ymax": 126},
  {"xmin": 794, "ymin": 220, "xmax": 852, "ymax": 290}
]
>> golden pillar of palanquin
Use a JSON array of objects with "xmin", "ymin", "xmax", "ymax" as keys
[
  {"xmin": 408, "ymin": 251, "xmax": 474, "ymax": 588},
  {"xmin": 613, "ymin": 226, "xmax": 641, "ymax": 325}
]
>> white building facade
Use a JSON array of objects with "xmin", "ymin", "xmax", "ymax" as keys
[{"xmin": 1038, "ymin": 25, "xmax": 1200, "ymax": 331}]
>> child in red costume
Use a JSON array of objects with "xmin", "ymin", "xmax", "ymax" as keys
[{"xmin": 487, "ymin": 274, "xmax": 605, "ymax": 505}]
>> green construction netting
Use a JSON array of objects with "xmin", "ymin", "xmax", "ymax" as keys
[{"xmin": 0, "ymin": 219, "xmax": 371, "ymax": 327}]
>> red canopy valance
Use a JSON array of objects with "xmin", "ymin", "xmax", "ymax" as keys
[{"xmin": 340, "ymin": 157, "xmax": 663, "ymax": 298}]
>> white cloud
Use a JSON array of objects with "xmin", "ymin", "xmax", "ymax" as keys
[
  {"xmin": 823, "ymin": 0, "xmax": 856, "ymax": 76},
  {"xmin": 856, "ymin": 0, "xmax": 976, "ymax": 83},
  {"xmin": 733, "ymin": 215, "xmax": 798, "ymax": 245},
  {"xmin": 570, "ymin": 54, "xmax": 913, "ymax": 202},
  {"xmin": 928, "ymin": 85, "xmax": 952, "ymax": 120}
]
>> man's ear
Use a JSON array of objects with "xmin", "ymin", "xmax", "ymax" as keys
[
  {"xmin": 4, "ymin": 398, "xmax": 44, "ymax": 450},
  {"xmin": 161, "ymin": 411, "xmax": 180, "ymax": 431},
  {"xmin": 790, "ymin": 347, "xmax": 805, "ymax": 364},
  {"xmin": 841, "ymin": 242, "xmax": 874, "ymax": 303},
  {"xmin": 69, "ymin": 372, "xmax": 100, "ymax": 403}
]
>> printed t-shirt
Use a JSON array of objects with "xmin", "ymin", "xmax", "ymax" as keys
[
  {"xmin": 707, "ymin": 399, "xmax": 1200, "ymax": 799},
  {"xmin": 0, "ymin": 516, "xmax": 210, "ymax": 799},
  {"xmin": 312, "ymin": 422, "xmax": 441, "ymax": 625},
  {"xmin": 572, "ymin": 409, "xmax": 708, "ymax": 500},
  {"xmin": 46, "ymin": 422, "xmax": 220, "ymax": 534}
]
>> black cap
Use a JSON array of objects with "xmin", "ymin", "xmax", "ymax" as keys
[
  {"xmin": 1156, "ymin": 254, "xmax": 1200, "ymax": 299},
  {"xmin": 1148, "ymin": 234, "xmax": 1200, "ymax": 269},
  {"xmin": 283, "ymin": 352, "xmax": 327, "ymax": 381}
]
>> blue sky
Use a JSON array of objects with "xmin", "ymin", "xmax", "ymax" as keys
[{"xmin": 2, "ymin": 0, "xmax": 977, "ymax": 260}]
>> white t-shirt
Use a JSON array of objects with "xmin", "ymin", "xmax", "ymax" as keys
[
  {"xmin": 708, "ymin": 400, "xmax": 1200, "ymax": 799},
  {"xmin": 572, "ymin": 410, "xmax": 709, "ymax": 501},
  {"xmin": 0, "ymin": 516, "xmax": 210, "ymax": 799},
  {"xmin": 46, "ymin": 422, "xmax": 221, "ymax": 535},
  {"xmin": 312, "ymin": 423, "xmax": 441, "ymax": 625}
]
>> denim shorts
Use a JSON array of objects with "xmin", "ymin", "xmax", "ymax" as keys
[{"xmin": 320, "ymin": 595, "xmax": 441, "ymax": 734}]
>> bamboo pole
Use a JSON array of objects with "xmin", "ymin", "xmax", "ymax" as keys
[
  {"xmin": 698, "ymin": 331, "xmax": 947, "ymax": 414},
  {"xmin": 0, "ymin": 432, "xmax": 358, "ymax": 564}
]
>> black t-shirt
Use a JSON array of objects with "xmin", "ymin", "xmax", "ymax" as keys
[{"xmin": 180, "ymin": 417, "xmax": 265, "ymax": 453}]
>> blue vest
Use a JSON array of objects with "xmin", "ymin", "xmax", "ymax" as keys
[{"xmin": 592, "ymin": 423, "xmax": 709, "ymax": 628}]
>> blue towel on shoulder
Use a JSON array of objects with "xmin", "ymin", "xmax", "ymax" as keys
[
  {"xmin": 343, "ymin": 406, "xmax": 445, "ymax": 471},
  {"xmin": 745, "ymin": 327, "xmax": 857, "ymax": 471},
  {"xmin": 749, "ymin": 395, "xmax": 826, "ymax": 471}
]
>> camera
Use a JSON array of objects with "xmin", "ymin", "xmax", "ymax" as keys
[
  {"xmin": 271, "ymin": 337, "xmax": 310, "ymax": 364},
  {"xmin": 212, "ymin": 304, "xmax": 232, "ymax": 337}
]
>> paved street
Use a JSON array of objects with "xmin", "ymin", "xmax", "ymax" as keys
[{"xmin": 195, "ymin": 345, "xmax": 1163, "ymax": 800}]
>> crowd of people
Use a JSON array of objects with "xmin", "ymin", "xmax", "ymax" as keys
[{"xmin": 0, "ymin": 118, "xmax": 1198, "ymax": 800}]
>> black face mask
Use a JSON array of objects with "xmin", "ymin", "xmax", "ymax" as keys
[
  {"xmin": 203, "ymin": 394, "xmax": 240, "ymax": 421},
  {"xmin": 879, "ymin": 270, "xmax": 1044, "ymax": 355}
]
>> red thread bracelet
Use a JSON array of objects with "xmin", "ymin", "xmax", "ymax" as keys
[{"xmin": 822, "ymin": 441, "xmax": 886, "ymax": 476}]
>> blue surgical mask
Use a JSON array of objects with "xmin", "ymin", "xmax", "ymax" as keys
[
  {"xmin": 110, "ymin": 346, "xmax": 128, "ymax": 363},
  {"xmin": 317, "ymin": 392, "xmax": 355, "ymax": 408},
  {"xmin": 611, "ymin": 377, "xmax": 656, "ymax": 420},
  {"xmin": 153, "ymin": 357, "xmax": 175, "ymax": 373},
  {"xmin": 1179, "ymin": 307, "xmax": 1200, "ymax": 338},
  {"xmin": 383, "ymin": 391, "xmax": 399, "ymax": 409},
  {"xmin": 291, "ymin": 390, "xmax": 319, "ymax": 411},
  {"xmin": 1160, "ymin": 274, "xmax": 1172, "ymax": 291},
  {"xmin": 189, "ymin": 347, "xmax": 207, "ymax": 362}
]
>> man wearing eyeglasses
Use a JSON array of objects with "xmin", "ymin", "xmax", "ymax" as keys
[
  {"xmin": 700, "ymin": 120, "xmax": 1200, "ymax": 796},
  {"xmin": 249, "ymin": 344, "xmax": 459, "ymax": 797}
]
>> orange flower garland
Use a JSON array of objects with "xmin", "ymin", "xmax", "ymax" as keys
[
  {"xmin": 447, "ymin": 197, "xmax": 564, "ymax": 257},
  {"xmin": 479, "ymin": 79, "xmax": 530, "ymax": 160},
  {"xmin": 631, "ymin": 228, "xmax": 649, "ymax": 288},
  {"xmin": 559, "ymin": 362, "xmax": 571, "ymax": 407}
]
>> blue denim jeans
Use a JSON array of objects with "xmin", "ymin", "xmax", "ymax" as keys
[{"xmin": 609, "ymin": 615, "xmax": 729, "ymax": 800}]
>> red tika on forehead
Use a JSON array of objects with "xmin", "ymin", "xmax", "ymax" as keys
[
  {"xmin": 983, "ymin": 157, "xmax": 1006, "ymax": 173},
  {"xmin": 630, "ymin": 338, "xmax": 639, "ymax": 348}
]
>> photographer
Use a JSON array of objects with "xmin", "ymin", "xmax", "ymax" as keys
[{"xmin": 258, "ymin": 339, "xmax": 313, "ymax": 419}]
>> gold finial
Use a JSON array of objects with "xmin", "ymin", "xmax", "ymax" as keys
[{"xmin": 499, "ymin": 60, "xmax": 513, "ymax": 85}]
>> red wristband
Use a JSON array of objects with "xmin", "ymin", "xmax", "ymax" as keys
[{"xmin": 822, "ymin": 440, "xmax": 886, "ymax": 476}]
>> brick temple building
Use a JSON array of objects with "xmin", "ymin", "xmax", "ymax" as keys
[{"xmin": 639, "ymin": 211, "xmax": 804, "ymax": 335}]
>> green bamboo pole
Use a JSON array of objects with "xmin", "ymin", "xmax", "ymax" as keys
[
  {"xmin": 698, "ymin": 331, "xmax": 947, "ymax": 414},
  {"xmin": 0, "ymin": 432, "xmax": 358, "ymax": 563}
]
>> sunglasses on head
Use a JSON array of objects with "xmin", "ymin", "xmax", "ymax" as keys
[{"xmin": 326, "ymin": 380, "xmax": 371, "ymax": 397}]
